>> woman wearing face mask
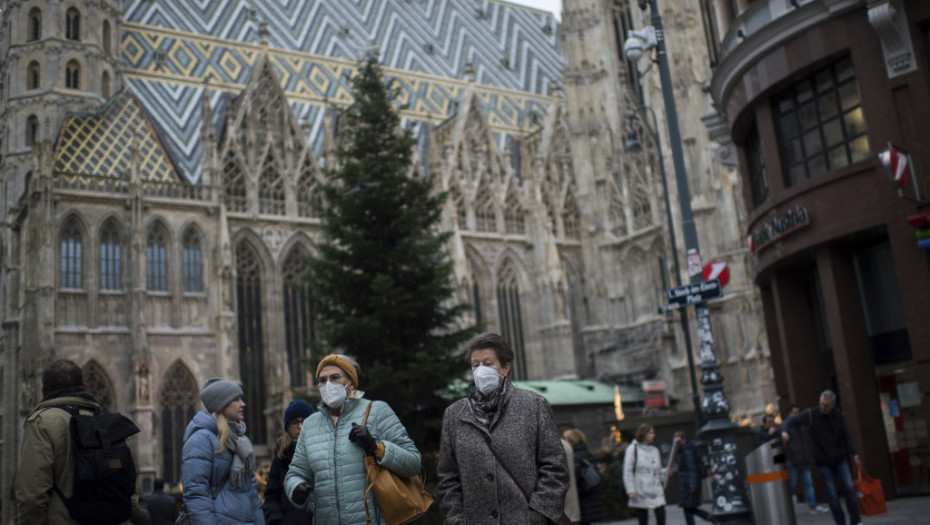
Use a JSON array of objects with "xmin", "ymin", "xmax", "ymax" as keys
[
  {"xmin": 181, "ymin": 377, "xmax": 265, "ymax": 525},
  {"xmin": 263, "ymin": 399, "xmax": 314, "ymax": 525},
  {"xmin": 284, "ymin": 354, "xmax": 421, "ymax": 525},
  {"xmin": 437, "ymin": 332, "xmax": 569, "ymax": 525}
]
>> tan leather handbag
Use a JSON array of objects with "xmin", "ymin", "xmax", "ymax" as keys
[{"xmin": 361, "ymin": 401, "xmax": 433, "ymax": 525}]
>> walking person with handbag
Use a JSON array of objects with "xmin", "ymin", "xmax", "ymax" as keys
[
  {"xmin": 284, "ymin": 354, "xmax": 422, "ymax": 525},
  {"xmin": 436, "ymin": 332, "xmax": 569, "ymax": 525},
  {"xmin": 672, "ymin": 432, "xmax": 716, "ymax": 525},
  {"xmin": 263, "ymin": 399, "xmax": 314, "ymax": 525},
  {"xmin": 782, "ymin": 390, "xmax": 863, "ymax": 525},
  {"xmin": 563, "ymin": 429, "xmax": 604, "ymax": 525},
  {"xmin": 623, "ymin": 424, "xmax": 667, "ymax": 525},
  {"xmin": 180, "ymin": 377, "xmax": 264, "ymax": 525}
]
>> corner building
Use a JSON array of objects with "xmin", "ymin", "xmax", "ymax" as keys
[{"xmin": 704, "ymin": 0, "xmax": 930, "ymax": 496}]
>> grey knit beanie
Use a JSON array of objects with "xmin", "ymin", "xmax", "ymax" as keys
[{"xmin": 200, "ymin": 377, "xmax": 244, "ymax": 414}]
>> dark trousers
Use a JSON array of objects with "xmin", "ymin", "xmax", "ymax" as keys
[
  {"xmin": 683, "ymin": 506, "xmax": 714, "ymax": 525},
  {"xmin": 635, "ymin": 506, "xmax": 665, "ymax": 525},
  {"xmin": 815, "ymin": 462, "xmax": 861, "ymax": 525}
]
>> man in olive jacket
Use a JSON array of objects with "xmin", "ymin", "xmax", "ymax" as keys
[{"xmin": 15, "ymin": 359, "xmax": 129, "ymax": 525}]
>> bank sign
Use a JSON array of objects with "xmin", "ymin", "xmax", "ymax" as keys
[{"xmin": 747, "ymin": 206, "xmax": 810, "ymax": 255}]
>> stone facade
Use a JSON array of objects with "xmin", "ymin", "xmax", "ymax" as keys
[{"xmin": 0, "ymin": 1, "xmax": 775, "ymax": 519}]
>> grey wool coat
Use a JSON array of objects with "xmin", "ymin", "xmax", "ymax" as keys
[{"xmin": 436, "ymin": 384, "xmax": 569, "ymax": 525}]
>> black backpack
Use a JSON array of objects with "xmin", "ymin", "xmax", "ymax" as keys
[{"xmin": 51, "ymin": 405, "xmax": 141, "ymax": 525}]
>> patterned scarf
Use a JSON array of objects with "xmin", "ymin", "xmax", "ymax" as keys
[
  {"xmin": 467, "ymin": 377, "xmax": 511, "ymax": 427},
  {"xmin": 225, "ymin": 420, "xmax": 256, "ymax": 488}
]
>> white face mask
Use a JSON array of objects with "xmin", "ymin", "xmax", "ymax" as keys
[
  {"xmin": 319, "ymin": 382, "xmax": 348, "ymax": 409},
  {"xmin": 473, "ymin": 365, "xmax": 502, "ymax": 396}
]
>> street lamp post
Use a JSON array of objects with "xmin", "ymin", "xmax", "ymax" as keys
[
  {"xmin": 625, "ymin": 105, "xmax": 702, "ymax": 432},
  {"xmin": 624, "ymin": 0, "xmax": 751, "ymax": 520}
]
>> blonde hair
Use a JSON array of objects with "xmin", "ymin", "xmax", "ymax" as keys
[
  {"xmin": 212, "ymin": 412, "xmax": 229, "ymax": 454},
  {"xmin": 563, "ymin": 428, "xmax": 587, "ymax": 446},
  {"xmin": 275, "ymin": 431, "xmax": 292, "ymax": 459}
]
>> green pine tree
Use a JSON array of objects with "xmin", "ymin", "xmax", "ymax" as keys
[{"xmin": 305, "ymin": 55, "xmax": 477, "ymax": 449}]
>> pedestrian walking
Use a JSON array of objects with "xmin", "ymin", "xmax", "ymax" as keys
[
  {"xmin": 181, "ymin": 377, "xmax": 264, "ymax": 525},
  {"xmin": 782, "ymin": 390, "xmax": 862, "ymax": 525},
  {"xmin": 147, "ymin": 479, "xmax": 179, "ymax": 525},
  {"xmin": 15, "ymin": 359, "xmax": 139, "ymax": 525},
  {"xmin": 564, "ymin": 428, "xmax": 604, "ymax": 525},
  {"xmin": 782, "ymin": 405, "xmax": 829, "ymax": 516},
  {"xmin": 284, "ymin": 354, "xmax": 421, "ymax": 525},
  {"xmin": 437, "ymin": 332, "xmax": 569, "ymax": 524},
  {"xmin": 754, "ymin": 413, "xmax": 780, "ymax": 447},
  {"xmin": 672, "ymin": 431, "xmax": 715, "ymax": 525},
  {"xmin": 623, "ymin": 423, "xmax": 667, "ymax": 525},
  {"xmin": 263, "ymin": 399, "xmax": 314, "ymax": 525}
]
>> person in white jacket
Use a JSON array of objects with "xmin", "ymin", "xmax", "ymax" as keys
[{"xmin": 623, "ymin": 424, "xmax": 667, "ymax": 525}]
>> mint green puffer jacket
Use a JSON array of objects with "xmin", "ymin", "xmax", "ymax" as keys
[{"xmin": 284, "ymin": 398, "xmax": 421, "ymax": 525}]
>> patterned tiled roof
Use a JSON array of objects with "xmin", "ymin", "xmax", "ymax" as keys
[
  {"xmin": 120, "ymin": 0, "xmax": 563, "ymax": 183},
  {"xmin": 54, "ymin": 88, "xmax": 180, "ymax": 182}
]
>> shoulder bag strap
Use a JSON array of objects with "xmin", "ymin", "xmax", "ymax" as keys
[
  {"xmin": 481, "ymin": 433, "xmax": 530, "ymax": 502},
  {"xmin": 361, "ymin": 400, "xmax": 373, "ymax": 425},
  {"xmin": 362, "ymin": 400, "xmax": 375, "ymax": 525}
]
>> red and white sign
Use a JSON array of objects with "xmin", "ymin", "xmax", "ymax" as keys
[
  {"xmin": 642, "ymin": 380, "xmax": 668, "ymax": 408},
  {"xmin": 703, "ymin": 260, "xmax": 730, "ymax": 287},
  {"xmin": 879, "ymin": 146, "xmax": 910, "ymax": 189}
]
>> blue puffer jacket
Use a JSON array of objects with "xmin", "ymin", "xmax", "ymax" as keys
[
  {"xmin": 181, "ymin": 411, "xmax": 265, "ymax": 525},
  {"xmin": 284, "ymin": 398, "xmax": 421, "ymax": 525}
]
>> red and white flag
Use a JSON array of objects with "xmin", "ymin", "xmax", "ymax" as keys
[{"xmin": 880, "ymin": 147, "xmax": 909, "ymax": 189}]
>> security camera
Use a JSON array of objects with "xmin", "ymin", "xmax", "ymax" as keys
[{"xmin": 623, "ymin": 27, "xmax": 657, "ymax": 64}]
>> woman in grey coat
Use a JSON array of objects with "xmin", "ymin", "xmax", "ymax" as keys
[{"xmin": 437, "ymin": 332, "xmax": 569, "ymax": 525}]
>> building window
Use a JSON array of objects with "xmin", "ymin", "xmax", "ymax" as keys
[
  {"xmin": 101, "ymin": 71, "xmax": 110, "ymax": 99},
  {"xmin": 102, "ymin": 20, "xmax": 111, "ymax": 55},
  {"xmin": 223, "ymin": 149, "xmax": 248, "ymax": 212},
  {"xmin": 160, "ymin": 362, "xmax": 197, "ymax": 485},
  {"xmin": 28, "ymin": 8, "xmax": 41, "ymax": 41},
  {"xmin": 146, "ymin": 223, "xmax": 168, "ymax": 291},
  {"xmin": 83, "ymin": 361, "xmax": 114, "ymax": 412},
  {"xmin": 66, "ymin": 8, "xmax": 80, "ymax": 41},
  {"xmin": 504, "ymin": 189, "xmax": 525, "ymax": 234},
  {"xmin": 100, "ymin": 219, "xmax": 122, "ymax": 290},
  {"xmin": 26, "ymin": 115, "xmax": 39, "ymax": 148},
  {"xmin": 258, "ymin": 157, "xmax": 285, "ymax": 215},
  {"xmin": 745, "ymin": 120, "xmax": 769, "ymax": 207},
  {"xmin": 182, "ymin": 228, "xmax": 202, "ymax": 292},
  {"xmin": 282, "ymin": 248, "xmax": 313, "ymax": 388},
  {"xmin": 27, "ymin": 61, "xmax": 40, "ymax": 90},
  {"xmin": 497, "ymin": 262, "xmax": 527, "ymax": 379},
  {"xmin": 236, "ymin": 242, "xmax": 266, "ymax": 443},
  {"xmin": 60, "ymin": 217, "xmax": 83, "ymax": 288},
  {"xmin": 475, "ymin": 184, "xmax": 496, "ymax": 232},
  {"xmin": 65, "ymin": 60, "xmax": 80, "ymax": 89},
  {"xmin": 773, "ymin": 56, "xmax": 869, "ymax": 187}
]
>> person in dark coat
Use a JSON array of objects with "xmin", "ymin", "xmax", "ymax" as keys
[
  {"xmin": 673, "ymin": 432, "xmax": 715, "ymax": 525},
  {"xmin": 263, "ymin": 399, "xmax": 314, "ymax": 525},
  {"xmin": 437, "ymin": 332, "xmax": 569, "ymax": 525},
  {"xmin": 754, "ymin": 413, "xmax": 780, "ymax": 447},
  {"xmin": 782, "ymin": 390, "xmax": 862, "ymax": 525},
  {"xmin": 783, "ymin": 405, "xmax": 829, "ymax": 516},
  {"xmin": 563, "ymin": 428, "xmax": 604, "ymax": 525},
  {"xmin": 147, "ymin": 479, "xmax": 179, "ymax": 525}
]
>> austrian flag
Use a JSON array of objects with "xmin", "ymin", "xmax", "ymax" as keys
[{"xmin": 879, "ymin": 146, "xmax": 910, "ymax": 189}]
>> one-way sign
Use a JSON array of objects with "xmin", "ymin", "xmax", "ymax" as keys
[{"xmin": 666, "ymin": 279, "xmax": 723, "ymax": 309}]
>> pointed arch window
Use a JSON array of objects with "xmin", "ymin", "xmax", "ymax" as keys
[
  {"xmin": 65, "ymin": 8, "xmax": 80, "ymax": 41},
  {"xmin": 83, "ymin": 361, "xmax": 114, "ymax": 413},
  {"xmin": 100, "ymin": 219, "xmax": 122, "ymax": 290},
  {"xmin": 102, "ymin": 20, "xmax": 111, "ymax": 56},
  {"xmin": 296, "ymin": 156, "xmax": 320, "ymax": 218},
  {"xmin": 236, "ymin": 242, "xmax": 266, "ymax": 443},
  {"xmin": 182, "ymin": 227, "xmax": 203, "ymax": 292},
  {"xmin": 28, "ymin": 8, "xmax": 41, "ymax": 41},
  {"xmin": 283, "ymin": 248, "xmax": 313, "ymax": 388},
  {"xmin": 223, "ymin": 149, "xmax": 247, "ymax": 213},
  {"xmin": 504, "ymin": 189, "xmax": 525, "ymax": 235},
  {"xmin": 60, "ymin": 217, "xmax": 83, "ymax": 288},
  {"xmin": 258, "ymin": 155, "xmax": 285, "ymax": 215},
  {"xmin": 631, "ymin": 185, "xmax": 652, "ymax": 230},
  {"xmin": 474, "ymin": 183, "xmax": 496, "ymax": 232},
  {"xmin": 26, "ymin": 115, "xmax": 39, "ymax": 148},
  {"xmin": 101, "ymin": 71, "xmax": 110, "ymax": 99},
  {"xmin": 562, "ymin": 192, "xmax": 581, "ymax": 240},
  {"xmin": 146, "ymin": 223, "xmax": 168, "ymax": 291},
  {"xmin": 65, "ymin": 60, "xmax": 80, "ymax": 89},
  {"xmin": 160, "ymin": 362, "xmax": 197, "ymax": 484},
  {"xmin": 27, "ymin": 61, "xmax": 40, "ymax": 90},
  {"xmin": 497, "ymin": 262, "xmax": 527, "ymax": 379}
]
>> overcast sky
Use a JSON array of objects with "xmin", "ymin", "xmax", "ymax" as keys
[{"xmin": 508, "ymin": 0, "xmax": 562, "ymax": 20}]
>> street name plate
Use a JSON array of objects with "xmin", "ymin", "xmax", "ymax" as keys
[{"xmin": 666, "ymin": 279, "xmax": 723, "ymax": 309}]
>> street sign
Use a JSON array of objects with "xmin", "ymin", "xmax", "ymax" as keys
[
  {"xmin": 703, "ymin": 260, "xmax": 730, "ymax": 287},
  {"xmin": 666, "ymin": 279, "xmax": 723, "ymax": 309}
]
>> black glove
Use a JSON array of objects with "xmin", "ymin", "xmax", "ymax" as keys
[
  {"xmin": 349, "ymin": 423, "xmax": 379, "ymax": 456},
  {"xmin": 292, "ymin": 482, "xmax": 312, "ymax": 506}
]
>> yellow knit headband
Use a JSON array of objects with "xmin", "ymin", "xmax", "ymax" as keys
[{"xmin": 316, "ymin": 355, "xmax": 359, "ymax": 387}]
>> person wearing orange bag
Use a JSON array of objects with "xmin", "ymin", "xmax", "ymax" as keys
[{"xmin": 782, "ymin": 390, "xmax": 862, "ymax": 525}]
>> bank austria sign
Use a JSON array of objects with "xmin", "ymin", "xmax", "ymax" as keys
[{"xmin": 747, "ymin": 206, "xmax": 810, "ymax": 255}]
